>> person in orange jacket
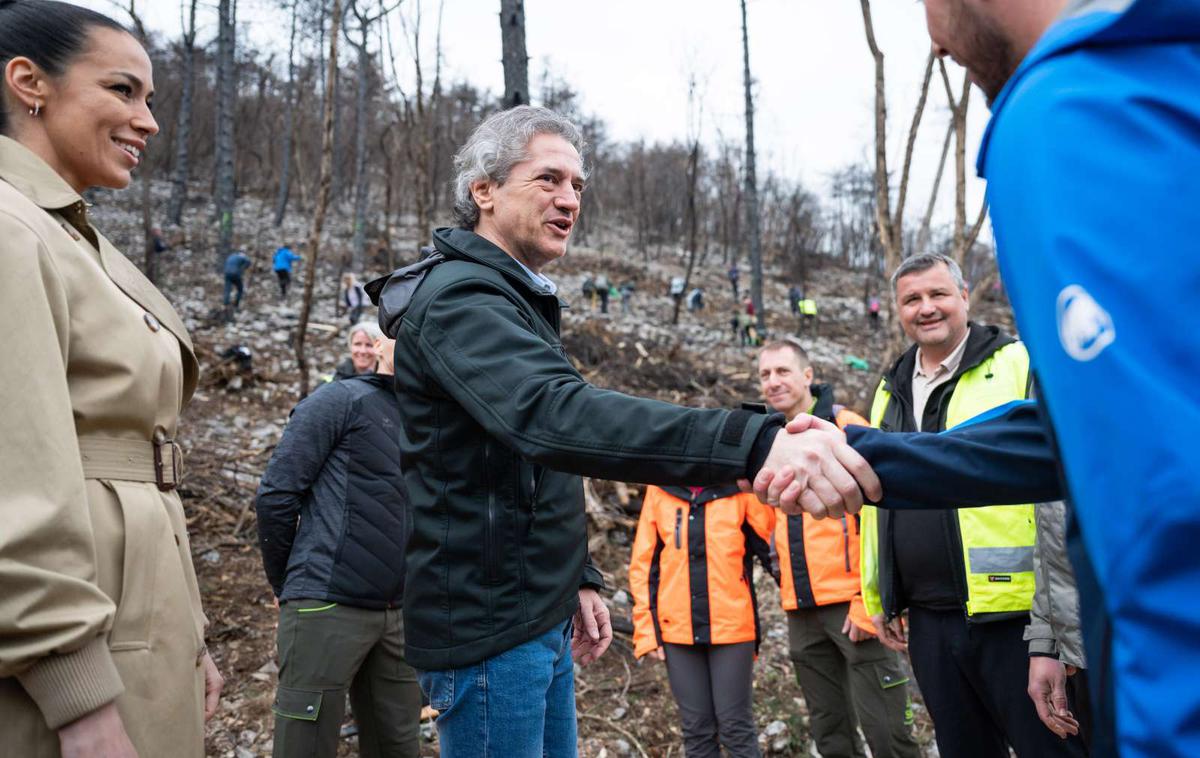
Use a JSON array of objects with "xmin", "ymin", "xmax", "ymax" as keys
[
  {"xmin": 630, "ymin": 485, "xmax": 773, "ymax": 758},
  {"xmin": 758, "ymin": 339, "xmax": 919, "ymax": 758}
]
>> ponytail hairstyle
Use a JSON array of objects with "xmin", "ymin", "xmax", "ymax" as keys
[{"xmin": 0, "ymin": 0, "xmax": 128, "ymax": 134}]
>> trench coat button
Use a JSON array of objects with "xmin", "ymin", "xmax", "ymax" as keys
[
  {"xmin": 306, "ymin": 705, "xmax": 315, "ymax": 713},
  {"xmin": 144, "ymin": 312, "xmax": 161, "ymax": 332}
]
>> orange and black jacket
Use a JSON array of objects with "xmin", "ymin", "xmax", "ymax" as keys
[
  {"xmin": 774, "ymin": 384, "xmax": 874, "ymax": 633},
  {"xmin": 630, "ymin": 485, "xmax": 774, "ymax": 658}
]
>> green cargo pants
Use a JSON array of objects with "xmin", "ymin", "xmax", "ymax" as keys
[
  {"xmin": 788, "ymin": 602, "xmax": 919, "ymax": 758},
  {"xmin": 272, "ymin": 599, "xmax": 421, "ymax": 758}
]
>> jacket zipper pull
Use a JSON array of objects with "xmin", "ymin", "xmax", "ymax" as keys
[
  {"xmin": 842, "ymin": 517, "xmax": 851, "ymax": 572},
  {"xmin": 675, "ymin": 508, "xmax": 682, "ymax": 549},
  {"xmin": 530, "ymin": 468, "xmax": 539, "ymax": 516}
]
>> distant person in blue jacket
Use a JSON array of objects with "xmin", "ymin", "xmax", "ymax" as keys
[
  {"xmin": 766, "ymin": 2, "xmax": 1199, "ymax": 756},
  {"xmin": 273, "ymin": 243, "xmax": 302, "ymax": 299},
  {"xmin": 223, "ymin": 249, "xmax": 252, "ymax": 311}
]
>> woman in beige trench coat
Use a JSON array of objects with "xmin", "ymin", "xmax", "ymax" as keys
[{"xmin": 0, "ymin": 2, "xmax": 222, "ymax": 756}]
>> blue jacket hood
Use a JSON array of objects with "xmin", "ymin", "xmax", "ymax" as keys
[{"xmin": 978, "ymin": 0, "xmax": 1200, "ymax": 172}]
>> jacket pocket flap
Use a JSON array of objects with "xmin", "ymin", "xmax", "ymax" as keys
[{"xmin": 272, "ymin": 686, "xmax": 323, "ymax": 721}]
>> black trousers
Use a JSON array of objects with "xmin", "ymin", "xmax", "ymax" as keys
[
  {"xmin": 1070, "ymin": 668, "xmax": 1093, "ymax": 752},
  {"xmin": 276, "ymin": 268, "xmax": 291, "ymax": 296},
  {"xmin": 907, "ymin": 607, "xmax": 1088, "ymax": 758}
]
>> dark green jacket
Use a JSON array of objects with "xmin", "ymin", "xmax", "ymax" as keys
[{"xmin": 388, "ymin": 228, "xmax": 768, "ymax": 669}]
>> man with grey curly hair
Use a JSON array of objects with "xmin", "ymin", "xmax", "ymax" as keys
[
  {"xmin": 376, "ymin": 105, "xmax": 880, "ymax": 758},
  {"xmin": 451, "ymin": 106, "xmax": 587, "ymax": 230}
]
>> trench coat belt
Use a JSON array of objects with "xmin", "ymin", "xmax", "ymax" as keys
[{"xmin": 77, "ymin": 433, "xmax": 184, "ymax": 491}]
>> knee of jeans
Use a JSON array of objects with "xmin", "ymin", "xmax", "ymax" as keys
[{"xmin": 420, "ymin": 670, "xmax": 455, "ymax": 712}]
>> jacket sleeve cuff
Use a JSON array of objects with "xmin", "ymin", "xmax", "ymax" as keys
[
  {"xmin": 744, "ymin": 415, "xmax": 786, "ymax": 479},
  {"xmin": 848, "ymin": 596, "xmax": 875, "ymax": 635},
  {"xmin": 1027, "ymin": 637, "xmax": 1059, "ymax": 658},
  {"xmin": 580, "ymin": 562, "xmax": 607, "ymax": 591},
  {"xmin": 16, "ymin": 636, "xmax": 124, "ymax": 730}
]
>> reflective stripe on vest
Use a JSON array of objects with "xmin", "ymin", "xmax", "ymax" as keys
[{"xmin": 862, "ymin": 341, "xmax": 1036, "ymax": 617}]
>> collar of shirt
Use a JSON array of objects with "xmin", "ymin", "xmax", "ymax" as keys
[
  {"xmin": 914, "ymin": 329, "xmax": 971, "ymax": 382},
  {"xmin": 512, "ymin": 257, "xmax": 558, "ymax": 295}
]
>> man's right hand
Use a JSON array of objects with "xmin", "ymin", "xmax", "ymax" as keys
[
  {"xmin": 754, "ymin": 414, "xmax": 882, "ymax": 518},
  {"xmin": 1028, "ymin": 656, "xmax": 1080, "ymax": 739},
  {"xmin": 58, "ymin": 702, "xmax": 137, "ymax": 758},
  {"xmin": 872, "ymin": 613, "xmax": 908, "ymax": 652}
]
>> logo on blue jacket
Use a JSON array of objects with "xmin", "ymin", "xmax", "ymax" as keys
[{"xmin": 1056, "ymin": 284, "xmax": 1115, "ymax": 362}]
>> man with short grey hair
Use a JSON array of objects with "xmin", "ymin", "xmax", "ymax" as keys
[
  {"xmin": 889, "ymin": 252, "xmax": 965, "ymax": 293},
  {"xmin": 858, "ymin": 255, "xmax": 1085, "ymax": 758},
  {"xmin": 370, "ymin": 106, "xmax": 880, "ymax": 757}
]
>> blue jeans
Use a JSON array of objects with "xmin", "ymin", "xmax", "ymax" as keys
[{"xmin": 419, "ymin": 618, "xmax": 576, "ymax": 758}]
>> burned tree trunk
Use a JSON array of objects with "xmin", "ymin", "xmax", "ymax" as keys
[
  {"xmin": 346, "ymin": 0, "xmax": 376, "ymax": 271},
  {"xmin": 274, "ymin": 0, "xmax": 299, "ymax": 226},
  {"xmin": 166, "ymin": 0, "xmax": 198, "ymax": 226},
  {"xmin": 296, "ymin": 0, "xmax": 342, "ymax": 399},
  {"xmin": 214, "ymin": 0, "xmax": 238, "ymax": 266},
  {"xmin": 672, "ymin": 141, "xmax": 701, "ymax": 327},
  {"xmin": 500, "ymin": 0, "xmax": 528, "ymax": 108},
  {"xmin": 740, "ymin": 0, "xmax": 764, "ymax": 331}
]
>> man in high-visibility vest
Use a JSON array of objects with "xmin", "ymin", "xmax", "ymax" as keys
[
  {"xmin": 859, "ymin": 254, "xmax": 1084, "ymax": 758},
  {"xmin": 759, "ymin": 339, "xmax": 919, "ymax": 758},
  {"xmin": 797, "ymin": 298, "xmax": 818, "ymax": 336}
]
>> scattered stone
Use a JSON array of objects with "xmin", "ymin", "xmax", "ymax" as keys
[
  {"xmin": 610, "ymin": 706, "xmax": 627, "ymax": 721},
  {"xmin": 238, "ymin": 730, "xmax": 257, "ymax": 745},
  {"xmin": 611, "ymin": 589, "xmax": 629, "ymax": 606},
  {"xmin": 612, "ymin": 738, "xmax": 632, "ymax": 755},
  {"xmin": 201, "ymin": 549, "xmax": 221, "ymax": 565}
]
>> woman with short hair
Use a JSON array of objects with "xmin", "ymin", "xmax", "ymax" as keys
[
  {"xmin": 257, "ymin": 331, "xmax": 420, "ymax": 758},
  {"xmin": 332, "ymin": 321, "xmax": 382, "ymax": 381}
]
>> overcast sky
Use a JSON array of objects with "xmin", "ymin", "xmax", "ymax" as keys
[{"xmin": 92, "ymin": 0, "xmax": 989, "ymax": 233}]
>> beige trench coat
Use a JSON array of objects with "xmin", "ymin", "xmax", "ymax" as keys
[{"xmin": 0, "ymin": 136, "xmax": 208, "ymax": 757}]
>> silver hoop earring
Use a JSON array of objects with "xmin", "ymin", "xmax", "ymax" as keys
[{"xmin": 29, "ymin": 103, "xmax": 40, "ymax": 117}]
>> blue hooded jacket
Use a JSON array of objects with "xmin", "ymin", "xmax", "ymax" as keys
[
  {"xmin": 273, "ymin": 246, "xmax": 301, "ymax": 272},
  {"xmin": 974, "ymin": 2, "xmax": 1200, "ymax": 756}
]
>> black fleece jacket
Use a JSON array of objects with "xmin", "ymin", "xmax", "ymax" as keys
[{"xmin": 384, "ymin": 228, "xmax": 774, "ymax": 670}]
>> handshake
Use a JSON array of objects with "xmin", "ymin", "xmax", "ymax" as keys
[{"xmin": 744, "ymin": 414, "xmax": 881, "ymax": 518}]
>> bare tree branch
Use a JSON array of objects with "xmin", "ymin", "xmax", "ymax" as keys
[{"xmin": 894, "ymin": 51, "xmax": 936, "ymax": 240}]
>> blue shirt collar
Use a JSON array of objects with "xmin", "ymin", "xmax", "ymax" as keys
[{"xmin": 512, "ymin": 257, "xmax": 557, "ymax": 295}]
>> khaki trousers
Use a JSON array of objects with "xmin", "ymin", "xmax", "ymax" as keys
[
  {"xmin": 788, "ymin": 603, "xmax": 919, "ymax": 758},
  {"xmin": 272, "ymin": 600, "xmax": 421, "ymax": 758}
]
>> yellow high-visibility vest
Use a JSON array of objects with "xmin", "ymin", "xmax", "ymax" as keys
[{"xmin": 861, "ymin": 341, "xmax": 1035, "ymax": 618}]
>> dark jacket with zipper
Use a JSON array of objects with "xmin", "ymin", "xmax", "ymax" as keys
[
  {"xmin": 383, "ymin": 227, "xmax": 770, "ymax": 670},
  {"xmin": 871, "ymin": 323, "xmax": 1030, "ymax": 620},
  {"xmin": 255, "ymin": 373, "xmax": 411, "ymax": 609}
]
